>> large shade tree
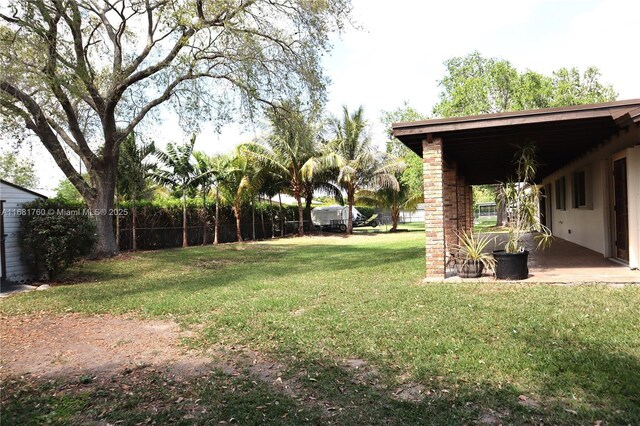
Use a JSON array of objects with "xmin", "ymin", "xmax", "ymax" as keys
[
  {"xmin": 433, "ymin": 51, "xmax": 617, "ymax": 118},
  {"xmin": 0, "ymin": 0, "xmax": 351, "ymax": 256}
]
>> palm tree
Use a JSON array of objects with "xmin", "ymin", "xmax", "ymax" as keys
[
  {"xmin": 193, "ymin": 152, "xmax": 218, "ymax": 245},
  {"xmin": 309, "ymin": 106, "xmax": 400, "ymax": 234},
  {"xmin": 208, "ymin": 155, "xmax": 231, "ymax": 244},
  {"xmin": 116, "ymin": 134, "xmax": 156, "ymax": 251},
  {"xmin": 241, "ymin": 104, "xmax": 319, "ymax": 236},
  {"xmin": 216, "ymin": 151, "xmax": 263, "ymax": 242},
  {"xmin": 261, "ymin": 173, "xmax": 288, "ymax": 238},
  {"xmin": 356, "ymin": 172, "xmax": 421, "ymax": 231},
  {"xmin": 151, "ymin": 135, "xmax": 198, "ymax": 248}
]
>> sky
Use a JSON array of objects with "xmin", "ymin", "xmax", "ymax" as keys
[{"xmin": 6, "ymin": 0, "xmax": 640, "ymax": 196}]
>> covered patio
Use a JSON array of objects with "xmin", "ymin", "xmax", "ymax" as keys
[
  {"xmin": 392, "ymin": 99, "xmax": 640, "ymax": 281},
  {"xmin": 477, "ymin": 233, "xmax": 639, "ymax": 283}
]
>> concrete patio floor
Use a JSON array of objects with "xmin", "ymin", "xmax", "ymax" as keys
[{"xmin": 438, "ymin": 233, "xmax": 639, "ymax": 284}]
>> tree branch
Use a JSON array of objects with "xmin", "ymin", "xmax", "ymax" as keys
[
  {"xmin": 39, "ymin": 4, "xmax": 99, "ymax": 169},
  {"xmin": 0, "ymin": 81, "xmax": 95, "ymax": 199}
]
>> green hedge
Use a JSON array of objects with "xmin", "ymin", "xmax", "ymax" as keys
[{"xmin": 20, "ymin": 199, "xmax": 97, "ymax": 279}]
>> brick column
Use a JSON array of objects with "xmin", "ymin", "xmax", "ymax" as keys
[
  {"xmin": 457, "ymin": 176, "xmax": 467, "ymax": 235},
  {"xmin": 466, "ymin": 184, "xmax": 473, "ymax": 231},
  {"xmin": 443, "ymin": 161, "xmax": 459, "ymax": 259},
  {"xmin": 423, "ymin": 137, "xmax": 446, "ymax": 278}
]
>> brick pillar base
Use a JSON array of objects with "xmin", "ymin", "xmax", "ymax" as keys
[{"xmin": 423, "ymin": 137, "xmax": 445, "ymax": 278}]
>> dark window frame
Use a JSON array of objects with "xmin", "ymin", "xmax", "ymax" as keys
[{"xmin": 572, "ymin": 169, "xmax": 587, "ymax": 208}]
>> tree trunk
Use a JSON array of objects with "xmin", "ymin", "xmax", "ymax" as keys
[
  {"xmin": 252, "ymin": 200, "xmax": 256, "ymax": 241},
  {"xmin": 234, "ymin": 205, "xmax": 243, "ymax": 242},
  {"xmin": 294, "ymin": 187, "xmax": 304, "ymax": 237},
  {"xmin": 182, "ymin": 190, "xmax": 188, "ymax": 248},
  {"xmin": 214, "ymin": 188, "xmax": 220, "ymax": 244},
  {"xmin": 260, "ymin": 205, "xmax": 266, "ymax": 240},
  {"xmin": 278, "ymin": 193, "xmax": 284, "ymax": 237},
  {"xmin": 347, "ymin": 189, "xmax": 354, "ymax": 234},
  {"xmin": 115, "ymin": 189, "xmax": 120, "ymax": 249},
  {"xmin": 269, "ymin": 197, "xmax": 275, "ymax": 239},
  {"xmin": 495, "ymin": 184, "xmax": 507, "ymax": 227},
  {"xmin": 132, "ymin": 200, "xmax": 137, "ymax": 251},
  {"xmin": 202, "ymin": 192, "xmax": 207, "ymax": 245},
  {"xmin": 89, "ymin": 175, "xmax": 118, "ymax": 257},
  {"xmin": 304, "ymin": 191, "xmax": 313, "ymax": 229},
  {"xmin": 391, "ymin": 206, "xmax": 399, "ymax": 231}
]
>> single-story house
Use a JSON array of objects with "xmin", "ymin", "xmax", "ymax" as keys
[
  {"xmin": 0, "ymin": 179, "xmax": 48, "ymax": 287},
  {"xmin": 392, "ymin": 99, "xmax": 640, "ymax": 278}
]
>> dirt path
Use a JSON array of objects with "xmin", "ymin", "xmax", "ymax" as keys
[{"xmin": 0, "ymin": 313, "xmax": 212, "ymax": 380}]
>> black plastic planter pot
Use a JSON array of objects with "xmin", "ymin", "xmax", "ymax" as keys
[
  {"xmin": 493, "ymin": 250, "xmax": 529, "ymax": 280},
  {"xmin": 457, "ymin": 261, "xmax": 484, "ymax": 278}
]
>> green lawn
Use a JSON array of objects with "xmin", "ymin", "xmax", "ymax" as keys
[
  {"xmin": 473, "ymin": 216, "xmax": 509, "ymax": 233},
  {"xmin": 2, "ymin": 225, "xmax": 639, "ymax": 424}
]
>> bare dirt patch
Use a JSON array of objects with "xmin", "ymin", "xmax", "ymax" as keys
[
  {"xmin": 0, "ymin": 313, "xmax": 212, "ymax": 380},
  {"xmin": 391, "ymin": 383, "xmax": 427, "ymax": 403},
  {"xmin": 343, "ymin": 358, "xmax": 381, "ymax": 387},
  {"xmin": 517, "ymin": 394, "xmax": 541, "ymax": 409}
]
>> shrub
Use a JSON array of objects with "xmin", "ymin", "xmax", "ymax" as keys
[{"xmin": 20, "ymin": 199, "xmax": 97, "ymax": 279}]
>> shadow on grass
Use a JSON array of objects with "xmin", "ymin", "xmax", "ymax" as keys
[
  {"xmin": 0, "ymin": 358, "xmax": 551, "ymax": 425},
  {"xmin": 0, "ymin": 368, "xmax": 327, "ymax": 426},
  {"xmin": 515, "ymin": 329, "xmax": 640, "ymax": 420},
  {"xmin": 4, "ymin": 342, "xmax": 637, "ymax": 425},
  {"xmin": 274, "ymin": 331, "xmax": 640, "ymax": 424},
  {"xmin": 2, "ymin": 310, "xmax": 638, "ymax": 425}
]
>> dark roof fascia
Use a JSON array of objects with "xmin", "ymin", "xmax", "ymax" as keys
[
  {"xmin": 392, "ymin": 99, "xmax": 640, "ymax": 138},
  {"xmin": 613, "ymin": 106, "xmax": 640, "ymax": 126},
  {"xmin": 0, "ymin": 179, "xmax": 48, "ymax": 199}
]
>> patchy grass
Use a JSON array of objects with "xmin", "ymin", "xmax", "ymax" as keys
[{"xmin": 2, "ymin": 226, "xmax": 639, "ymax": 424}]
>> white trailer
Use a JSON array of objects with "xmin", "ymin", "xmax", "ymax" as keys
[{"xmin": 311, "ymin": 205, "xmax": 366, "ymax": 232}]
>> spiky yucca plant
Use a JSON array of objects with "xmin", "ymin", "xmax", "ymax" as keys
[
  {"xmin": 453, "ymin": 230, "xmax": 496, "ymax": 274},
  {"xmin": 500, "ymin": 143, "xmax": 553, "ymax": 253}
]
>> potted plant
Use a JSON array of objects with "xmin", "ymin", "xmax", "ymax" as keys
[
  {"xmin": 453, "ymin": 230, "xmax": 496, "ymax": 278},
  {"xmin": 493, "ymin": 143, "xmax": 552, "ymax": 280}
]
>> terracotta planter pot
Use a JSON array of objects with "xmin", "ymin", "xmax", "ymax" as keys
[{"xmin": 493, "ymin": 250, "xmax": 529, "ymax": 280}]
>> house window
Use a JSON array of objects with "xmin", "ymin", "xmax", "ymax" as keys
[
  {"xmin": 572, "ymin": 170, "xmax": 587, "ymax": 208},
  {"xmin": 555, "ymin": 177, "xmax": 566, "ymax": 210}
]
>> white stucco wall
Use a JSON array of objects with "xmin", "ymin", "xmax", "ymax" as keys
[
  {"xmin": 541, "ymin": 125, "xmax": 639, "ymax": 268},
  {"xmin": 1, "ymin": 181, "xmax": 46, "ymax": 283},
  {"xmin": 543, "ymin": 160, "xmax": 607, "ymax": 254},
  {"xmin": 627, "ymin": 146, "xmax": 640, "ymax": 269}
]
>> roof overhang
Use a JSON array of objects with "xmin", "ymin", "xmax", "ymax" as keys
[
  {"xmin": 392, "ymin": 99, "xmax": 640, "ymax": 184},
  {"xmin": 0, "ymin": 179, "xmax": 48, "ymax": 199}
]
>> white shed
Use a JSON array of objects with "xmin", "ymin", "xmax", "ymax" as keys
[{"xmin": 1, "ymin": 179, "xmax": 47, "ymax": 286}]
